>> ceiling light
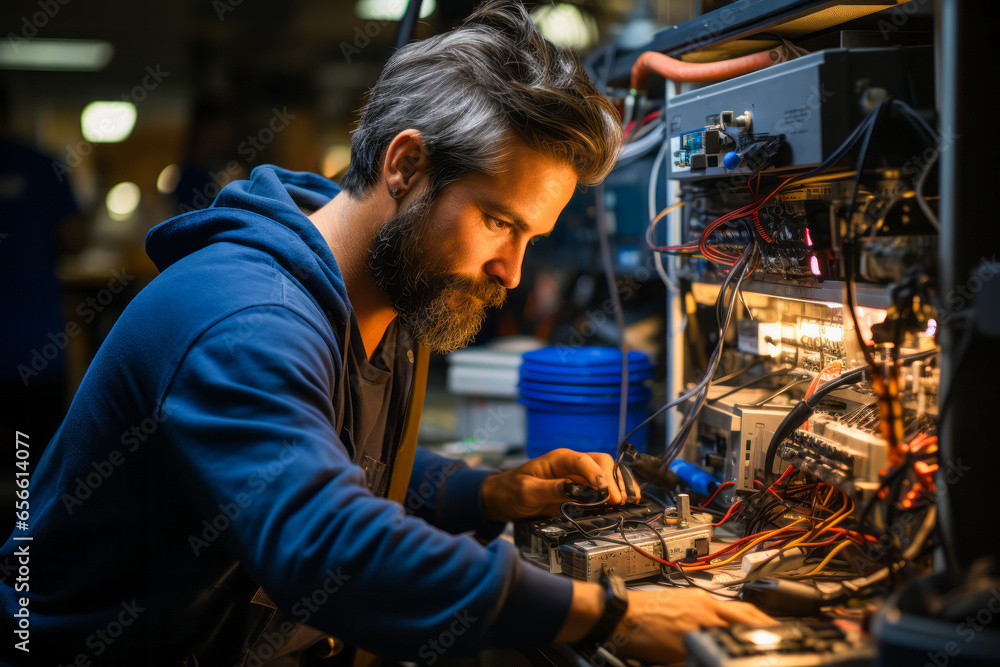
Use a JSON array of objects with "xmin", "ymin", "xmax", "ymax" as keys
[
  {"xmin": 530, "ymin": 4, "xmax": 598, "ymax": 50},
  {"xmin": 106, "ymin": 182, "xmax": 141, "ymax": 220},
  {"xmin": 156, "ymin": 164, "xmax": 180, "ymax": 194},
  {"xmin": 81, "ymin": 101, "xmax": 136, "ymax": 143},
  {"xmin": 0, "ymin": 39, "xmax": 112, "ymax": 71},
  {"xmin": 356, "ymin": 0, "xmax": 435, "ymax": 21}
]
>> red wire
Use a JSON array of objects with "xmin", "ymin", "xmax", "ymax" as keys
[
  {"xmin": 698, "ymin": 173, "xmax": 801, "ymax": 266},
  {"xmin": 752, "ymin": 209, "xmax": 773, "ymax": 244},
  {"xmin": 695, "ymin": 481, "xmax": 734, "ymax": 509},
  {"xmin": 712, "ymin": 501, "xmax": 744, "ymax": 527}
]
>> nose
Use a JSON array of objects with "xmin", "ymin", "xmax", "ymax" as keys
[{"xmin": 485, "ymin": 240, "xmax": 525, "ymax": 290}]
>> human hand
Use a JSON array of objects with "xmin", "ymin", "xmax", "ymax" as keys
[
  {"xmin": 608, "ymin": 588, "xmax": 775, "ymax": 664},
  {"xmin": 480, "ymin": 448, "xmax": 641, "ymax": 522}
]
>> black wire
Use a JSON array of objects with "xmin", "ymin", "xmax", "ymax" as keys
[
  {"xmin": 845, "ymin": 100, "xmax": 888, "ymax": 239},
  {"xmin": 594, "ymin": 182, "xmax": 630, "ymax": 446},
  {"xmin": 712, "ymin": 358, "xmax": 765, "ymax": 385},
  {"xmin": 752, "ymin": 378, "xmax": 811, "ymax": 406},
  {"xmin": 707, "ymin": 367, "xmax": 793, "ymax": 403},
  {"xmin": 663, "ymin": 243, "xmax": 759, "ymax": 462},
  {"xmin": 559, "ymin": 502, "xmax": 634, "ymax": 549},
  {"xmin": 665, "ymin": 563, "xmax": 743, "ymax": 599},
  {"xmin": 618, "ymin": 519, "xmax": 743, "ymax": 598},
  {"xmin": 393, "ymin": 0, "xmax": 422, "ymax": 49}
]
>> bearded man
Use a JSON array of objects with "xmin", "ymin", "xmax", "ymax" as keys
[{"xmin": 0, "ymin": 2, "xmax": 769, "ymax": 665}]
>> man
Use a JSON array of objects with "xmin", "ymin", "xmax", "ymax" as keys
[{"xmin": 0, "ymin": 2, "xmax": 770, "ymax": 665}]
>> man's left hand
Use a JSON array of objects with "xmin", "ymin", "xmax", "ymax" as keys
[{"xmin": 480, "ymin": 448, "xmax": 641, "ymax": 522}]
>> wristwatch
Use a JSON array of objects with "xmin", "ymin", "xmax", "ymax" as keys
[{"xmin": 574, "ymin": 569, "xmax": 629, "ymax": 650}]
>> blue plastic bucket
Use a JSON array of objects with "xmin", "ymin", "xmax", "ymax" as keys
[
  {"xmin": 518, "ymin": 366, "xmax": 655, "ymax": 385},
  {"xmin": 520, "ymin": 394, "xmax": 650, "ymax": 459},
  {"xmin": 519, "ymin": 347, "xmax": 653, "ymax": 459}
]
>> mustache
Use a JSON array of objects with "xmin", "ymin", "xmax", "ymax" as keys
[{"xmin": 440, "ymin": 274, "xmax": 507, "ymax": 308}]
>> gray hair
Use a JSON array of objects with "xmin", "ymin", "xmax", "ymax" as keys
[{"xmin": 340, "ymin": 0, "xmax": 622, "ymax": 199}]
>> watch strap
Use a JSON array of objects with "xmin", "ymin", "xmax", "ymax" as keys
[{"xmin": 574, "ymin": 570, "xmax": 629, "ymax": 650}]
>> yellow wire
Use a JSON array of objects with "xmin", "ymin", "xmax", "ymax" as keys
[
  {"xmin": 798, "ymin": 540, "xmax": 854, "ymax": 578},
  {"xmin": 685, "ymin": 518, "xmax": 807, "ymax": 571},
  {"xmin": 786, "ymin": 492, "xmax": 854, "ymax": 548}
]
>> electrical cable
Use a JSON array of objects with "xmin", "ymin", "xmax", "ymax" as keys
[
  {"xmin": 707, "ymin": 367, "xmax": 793, "ymax": 404},
  {"xmin": 712, "ymin": 359, "xmax": 765, "ymax": 385},
  {"xmin": 594, "ymin": 182, "xmax": 629, "ymax": 446},
  {"xmin": 914, "ymin": 146, "xmax": 939, "ymax": 230},
  {"xmin": 617, "ymin": 124, "xmax": 666, "ymax": 167},
  {"xmin": 618, "ymin": 240, "xmax": 757, "ymax": 459},
  {"xmin": 691, "ymin": 105, "xmax": 884, "ymax": 267},
  {"xmin": 761, "ymin": 349, "xmax": 935, "ymax": 480},
  {"xmin": 393, "ymin": 0, "xmax": 422, "ymax": 49},
  {"xmin": 661, "ymin": 243, "xmax": 759, "ymax": 463},
  {"xmin": 751, "ymin": 378, "xmax": 811, "ymax": 406}
]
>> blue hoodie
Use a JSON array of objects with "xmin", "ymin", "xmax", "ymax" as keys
[{"xmin": 0, "ymin": 165, "xmax": 571, "ymax": 665}]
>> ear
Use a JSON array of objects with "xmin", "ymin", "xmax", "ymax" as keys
[{"xmin": 383, "ymin": 129, "xmax": 429, "ymax": 199}]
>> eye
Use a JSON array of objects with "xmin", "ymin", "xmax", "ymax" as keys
[{"xmin": 484, "ymin": 214, "xmax": 510, "ymax": 232}]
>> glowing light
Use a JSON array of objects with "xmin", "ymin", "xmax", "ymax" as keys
[
  {"xmin": 804, "ymin": 228, "xmax": 813, "ymax": 247},
  {"xmin": 824, "ymin": 326, "xmax": 843, "ymax": 342},
  {"xmin": 81, "ymin": 101, "xmax": 136, "ymax": 143},
  {"xmin": 530, "ymin": 4, "xmax": 598, "ymax": 49},
  {"xmin": 356, "ymin": 0, "xmax": 435, "ymax": 20},
  {"xmin": 0, "ymin": 39, "xmax": 112, "ymax": 71},
  {"xmin": 156, "ymin": 164, "xmax": 180, "ymax": 194},
  {"xmin": 925, "ymin": 318, "xmax": 937, "ymax": 337},
  {"xmin": 855, "ymin": 307, "xmax": 888, "ymax": 346},
  {"xmin": 799, "ymin": 321, "xmax": 821, "ymax": 338},
  {"xmin": 106, "ymin": 182, "xmax": 141, "ymax": 220},
  {"xmin": 321, "ymin": 145, "xmax": 352, "ymax": 178},
  {"xmin": 745, "ymin": 629, "xmax": 782, "ymax": 647},
  {"xmin": 810, "ymin": 255, "xmax": 821, "ymax": 276}
]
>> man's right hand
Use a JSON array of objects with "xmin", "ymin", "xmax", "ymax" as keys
[
  {"xmin": 611, "ymin": 588, "xmax": 774, "ymax": 663},
  {"xmin": 558, "ymin": 582, "xmax": 775, "ymax": 664}
]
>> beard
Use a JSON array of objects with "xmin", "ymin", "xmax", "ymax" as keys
[{"xmin": 366, "ymin": 192, "xmax": 507, "ymax": 354}]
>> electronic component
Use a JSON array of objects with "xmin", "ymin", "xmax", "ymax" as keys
[
  {"xmin": 667, "ymin": 48, "xmax": 931, "ymax": 180},
  {"xmin": 685, "ymin": 621, "xmax": 874, "ymax": 666},
  {"xmin": 776, "ymin": 413, "xmax": 887, "ymax": 497},
  {"xmin": 514, "ymin": 500, "xmax": 712, "ymax": 582},
  {"xmin": 737, "ymin": 321, "xmax": 781, "ymax": 357},
  {"xmin": 558, "ymin": 518, "xmax": 711, "ymax": 582},
  {"xmin": 730, "ymin": 405, "xmax": 792, "ymax": 495}
]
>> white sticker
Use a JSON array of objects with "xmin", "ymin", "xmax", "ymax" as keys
[{"xmin": 670, "ymin": 135, "xmax": 690, "ymax": 173}]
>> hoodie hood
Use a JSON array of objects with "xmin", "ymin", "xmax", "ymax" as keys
[{"xmin": 146, "ymin": 164, "xmax": 347, "ymax": 311}]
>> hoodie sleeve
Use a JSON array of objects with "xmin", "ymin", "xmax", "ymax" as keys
[
  {"xmin": 159, "ymin": 305, "xmax": 572, "ymax": 659},
  {"xmin": 406, "ymin": 447, "xmax": 507, "ymax": 540}
]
